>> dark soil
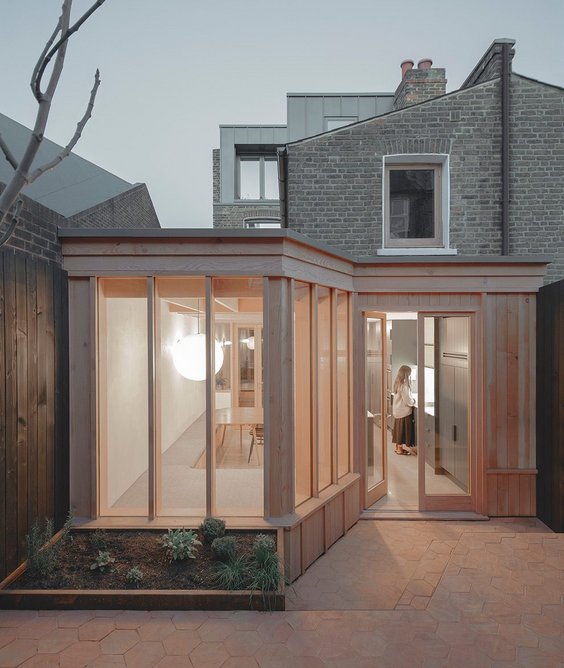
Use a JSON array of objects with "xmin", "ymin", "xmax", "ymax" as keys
[{"xmin": 11, "ymin": 529, "xmax": 277, "ymax": 591}]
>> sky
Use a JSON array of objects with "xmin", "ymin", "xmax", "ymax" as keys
[{"xmin": 1, "ymin": 0, "xmax": 563, "ymax": 228}]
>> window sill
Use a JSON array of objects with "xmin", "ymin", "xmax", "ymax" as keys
[{"xmin": 377, "ymin": 247, "xmax": 458, "ymax": 256}]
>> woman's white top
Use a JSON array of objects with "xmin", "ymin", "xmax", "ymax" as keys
[{"xmin": 393, "ymin": 383, "xmax": 416, "ymax": 418}]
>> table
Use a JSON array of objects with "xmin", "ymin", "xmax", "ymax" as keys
[{"xmin": 215, "ymin": 407, "xmax": 263, "ymax": 448}]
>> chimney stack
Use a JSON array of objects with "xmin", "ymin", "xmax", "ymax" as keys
[
  {"xmin": 417, "ymin": 58, "xmax": 433, "ymax": 70},
  {"xmin": 393, "ymin": 57, "xmax": 446, "ymax": 110},
  {"xmin": 400, "ymin": 60, "xmax": 414, "ymax": 79}
]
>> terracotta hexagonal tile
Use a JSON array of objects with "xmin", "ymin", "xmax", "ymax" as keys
[
  {"xmin": 100, "ymin": 629, "xmax": 140, "ymax": 654},
  {"xmin": 163, "ymin": 630, "xmax": 201, "ymax": 655},
  {"xmin": 124, "ymin": 640, "xmax": 165, "ymax": 667},
  {"xmin": 78, "ymin": 618, "xmax": 116, "ymax": 641}
]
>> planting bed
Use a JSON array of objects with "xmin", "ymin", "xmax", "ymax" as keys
[{"xmin": 0, "ymin": 528, "xmax": 284, "ymax": 611}]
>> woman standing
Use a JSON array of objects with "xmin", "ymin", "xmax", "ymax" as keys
[{"xmin": 392, "ymin": 365, "xmax": 416, "ymax": 455}]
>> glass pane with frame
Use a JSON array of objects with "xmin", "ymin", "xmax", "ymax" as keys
[
  {"xmin": 239, "ymin": 158, "xmax": 260, "ymax": 199},
  {"xmin": 423, "ymin": 316, "xmax": 470, "ymax": 496},
  {"xmin": 389, "ymin": 168, "xmax": 435, "ymax": 239}
]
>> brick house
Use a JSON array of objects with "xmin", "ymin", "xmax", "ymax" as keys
[
  {"xmin": 213, "ymin": 38, "xmax": 564, "ymax": 285},
  {"xmin": 5, "ymin": 38, "xmax": 557, "ymax": 584}
]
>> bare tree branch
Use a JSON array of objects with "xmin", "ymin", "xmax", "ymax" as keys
[
  {"xmin": 30, "ymin": 11, "xmax": 63, "ymax": 101},
  {"xmin": 0, "ymin": 0, "xmax": 107, "ymax": 247},
  {"xmin": 33, "ymin": 0, "xmax": 107, "ymax": 100},
  {"xmin": 29, "ymin": 69, "xmax": 101, "ymax": 183},
  {"xmin": 0, "ymin": 134, "xmax": 18, "ymax": 170},
  {"xmin": 0, "ymin": 199, "xmax": 23, "ymax": 247}
]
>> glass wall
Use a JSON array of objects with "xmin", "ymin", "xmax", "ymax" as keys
[
  {"xmin": 317, "ymin": 287, "xmax": 332, "ymax": 491},
  {"xmin": 98, "ymin": 278, "xmax": 148, "ymax": 515},
  {"xmin": 366, "ymin": 317, "xmax": 385, "ymax": 491},
  {"xmin": 213, "ymin": 277, "xmax": 264, "ymax": 516},
  {"xmin": 336, "ymin": 291, "xmax": 350, "ymax": 478},
  {"xmin": 293, "ymin": 282, "xmax": 352, "ymax": 506},
  {"xmin": 294, "ymin": 282, "xmax": 312, "ymax": 506},
  {"xmin": 155, "ymin": 278, "xmax": 206, "ymax": 516}
]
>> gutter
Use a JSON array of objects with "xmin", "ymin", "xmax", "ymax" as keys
[
  {"xmin": 501, "ymin": 42, "xmax": 511, "ymax": 255},
  {"xmin": 277, "ymin": 147, "xmax": 288, "ymax": 228}
]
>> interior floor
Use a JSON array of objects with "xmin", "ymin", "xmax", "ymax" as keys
[
  {"xmin": 111, "ymin": 414, "xmax": 263, "ymax": 515},
  {"xmin": 369, "ymin": 427, "xmax": 466, "ymax": 511}
]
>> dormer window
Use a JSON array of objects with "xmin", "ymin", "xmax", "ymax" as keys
[{"xmin": 237, "ymin": 155, "xmax": 278, "ymax": 200}]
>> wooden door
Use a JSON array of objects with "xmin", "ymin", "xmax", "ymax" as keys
[
  {"xmin": 417, "ymin": 314, "xmax": 475, "ymax": 511},
  {"xmin": 364, "ymin": 312, "xmax": 388, "ymax": 506}
]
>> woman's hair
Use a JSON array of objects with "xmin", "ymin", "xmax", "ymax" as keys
[{"xmin": 393, "ymin": 365, "xmax": 412, "ymax": 394}]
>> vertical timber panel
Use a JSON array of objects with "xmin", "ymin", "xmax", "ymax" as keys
[
  {"xmin": 26, "ymin": 258, "xmax": 38, "ymax": 529},
  {"xmin": 69, "ymin": 278, "xmax": 93, "ymax": 519},
  {"xmin": 15, "ymin": 254, "xmax": 28, "ymax": 572},
  {"xmin": 0, "ymin": 253, "xmax": 5, "ymax": 579},
  {"xmin": 264, "ymin": 277, "xmax": 294, "ymax": 518},
  {"xmin": 54, "ymin": 267, "xmax": 69, "ymax": 527}
]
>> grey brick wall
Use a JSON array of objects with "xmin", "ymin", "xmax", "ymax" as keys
[
  {"xmin": 287, "ymin": 79, "xmax": 503, "ymax": 260},
  {"xmin": 509, "ymin": 76, "xmax": 564, "ymax": 284},
  {"xmin": 213, "ymin": 203, "xmax": 281, "ymax": 228},
  {"xmin": 67, "ymin": 183, "xmax": 160, "ymax": 229},
  {"xmin": 1, "ymin": 184, "xmax": 64, "ymax": 265},
  {"xmin": 286, "ymin": 74, "xmax": 564, "ymax": 283}
]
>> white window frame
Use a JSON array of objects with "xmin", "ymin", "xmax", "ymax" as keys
[
  {"xmin": 378, "ymin": 154, "xmax": 456, "ymax": 256},
  {"xmin": 236, "ymin": 154, "xmax": 278, "ymax": 201},
  {"xmin": 324, "ymin": 116, "xmax": 358, "ymax": 131}
]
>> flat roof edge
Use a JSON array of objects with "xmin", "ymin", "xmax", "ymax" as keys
[{"xmin": 58, "ymin": 228, "xmax": 551, "ymax": 266}]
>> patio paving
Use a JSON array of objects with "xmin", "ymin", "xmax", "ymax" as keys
[{"xmin": 0, "ymin": 518, "xmax": 562, "ymax": 666}]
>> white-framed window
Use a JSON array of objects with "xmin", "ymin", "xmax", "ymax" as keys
[
  {"xmin": 244, "ymin": 217, "xmax": 281, "ymax": 229},
  {"xmin": 237, "ymin": 155, "xmax": 278, "ymax": 200},
  {"xmin": 324, "ymin": 116, "xmax": 358, "ymax": 131},
  {"xmin": 380, "ymin": 154, "xmax": 455, "ymax": 255}
]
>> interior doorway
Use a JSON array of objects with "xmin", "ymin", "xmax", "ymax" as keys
[{"xmin": 364, "ymin": 310, "xmax": 473, "ymax": 512}]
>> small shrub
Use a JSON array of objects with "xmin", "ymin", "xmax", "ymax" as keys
[
  {"xmin": 126, "ymin": 566, "xmax": 144, "ymax": 587},
  {"xmin": 90, "ymin": 550, "xmax": 115, "ymax": 572},
  {"xmin": 214, "ymin": 555, "xmax": 249, "ymax": 590},
  {"xmin": 200, "ymin": 517, "xmax": 226, "ymax": 544},
  {"xmin": 161, "ymin": 528, "xmax": 202, "ymax": 561},
  {"xmin": 211, "ymin": 536, "xmax": 237, "ymax": 563},
  {"xmin": 249, "ymin": 551, "xmax": 281, "ymax": 592},
  {"xmin": 91, "ymin": 529, "xmax": 109, "ymax": 551},
  {"xmin": 253, "ymin": 534, "xmax": 276, "ymax": 566},
  {"xmin": 25, "ymin": 518, "xmax": 56, "ymax": 578}
]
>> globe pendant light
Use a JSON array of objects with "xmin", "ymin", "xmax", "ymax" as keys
[
  {"xmin": 172, "ymin": 298, "xmax": 224, "ymax": 381},
  {"xmin": 173, "ymin": 334, "xmax": 224, "ymax": 381}
]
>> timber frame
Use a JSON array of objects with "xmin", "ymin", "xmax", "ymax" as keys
[{"xmin": 60, "ymin": 229, "xmax": 548, "ymax": 582}]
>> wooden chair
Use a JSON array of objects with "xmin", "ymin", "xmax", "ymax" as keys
[{"xmin": 248, "ymin": 424, "xmax": 264, "ymax": 464}]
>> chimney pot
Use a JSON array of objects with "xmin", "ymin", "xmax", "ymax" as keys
[
  {"xmin": 418, "ymin": 58, "xmax": 433, "ymax": 70},
  {"xmin": 401, "ymin": 59, "xmax": 414, "ymax": 78}
]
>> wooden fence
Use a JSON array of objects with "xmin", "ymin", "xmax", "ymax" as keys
[
  {"xmin": 0, "ymin": 248, "xmax": 69, "ymax": 580},
  {"xmin": 537, "ymin": 278, "xmax": 563, "ymax": 532}
]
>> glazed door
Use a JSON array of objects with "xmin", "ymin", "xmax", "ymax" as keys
[
  {"xmin": 365, "ymin": 312, "xmax": 387, "ymax": 506},
  {"xmin": 417, "ymin": 314, "xmax": 475, "ymax": 511}
]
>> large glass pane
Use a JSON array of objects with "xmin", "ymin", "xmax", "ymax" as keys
[
  {"xmin": 156, "ymin": 278, "xmax": 207, "ymax": 515},
  {"xmin": 390, "ymin": 168, "xmax": 435, "ymax": 239},
  {"xmin": 424, "ymin": 316, "xmax": 470, "ymax": 495},
  {"xmin": 294, "ymin": 282, "xmax": 312, "ymax": 505},
  {"xmin": 98, "ymin": 278, "xmax": 148, "ymax": 514},
  {"xmin": 263, "ymin": 159, "xmax": 279, "ymax": 200},
  {"xmin": 317, "ymin": 287, "xmax": 332, "ymax": 491},
  {"xmin": 213, "ymin": 277, "xmax": 263, "ymax": 516},
  {"xmin": 337, "ymin": 291, "xmax": 350, "ymax": 478},
  {"xmin": 366, "ymin": 318, "xmax": 384, "ymax": 490},
  {"xmin": 239, "ymin": 159, "xmax": 260, "ymax": 199}
]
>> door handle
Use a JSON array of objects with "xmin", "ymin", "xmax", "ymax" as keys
[{"xmin": 452, "ymin": 424, "xmax": 457, "ymax": 442}]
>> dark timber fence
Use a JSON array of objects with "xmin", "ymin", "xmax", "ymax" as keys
[
  {"xmin": 537, "ymin": 278, "xmax": 564, "ymax": 532},
  {"xmin": 0, "ymin": 247, "xmax": 69, "ymax": 580}
]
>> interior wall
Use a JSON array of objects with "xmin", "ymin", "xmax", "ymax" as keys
[
  {"xmin": 106, "ymin": 298, "xmax": 148, "ymax": 507},
  {"xmin": 390, "ymin": 319, "xmax": 417, "ymax": 381},
  {"xmin": 159, "ymin": 307, "xmax": 206, "ymax": 453}
]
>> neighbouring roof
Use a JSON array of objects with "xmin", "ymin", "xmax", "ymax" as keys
[{"xmin": 0, "ymin": 112, "xmax": 137, "ymax": 217}]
